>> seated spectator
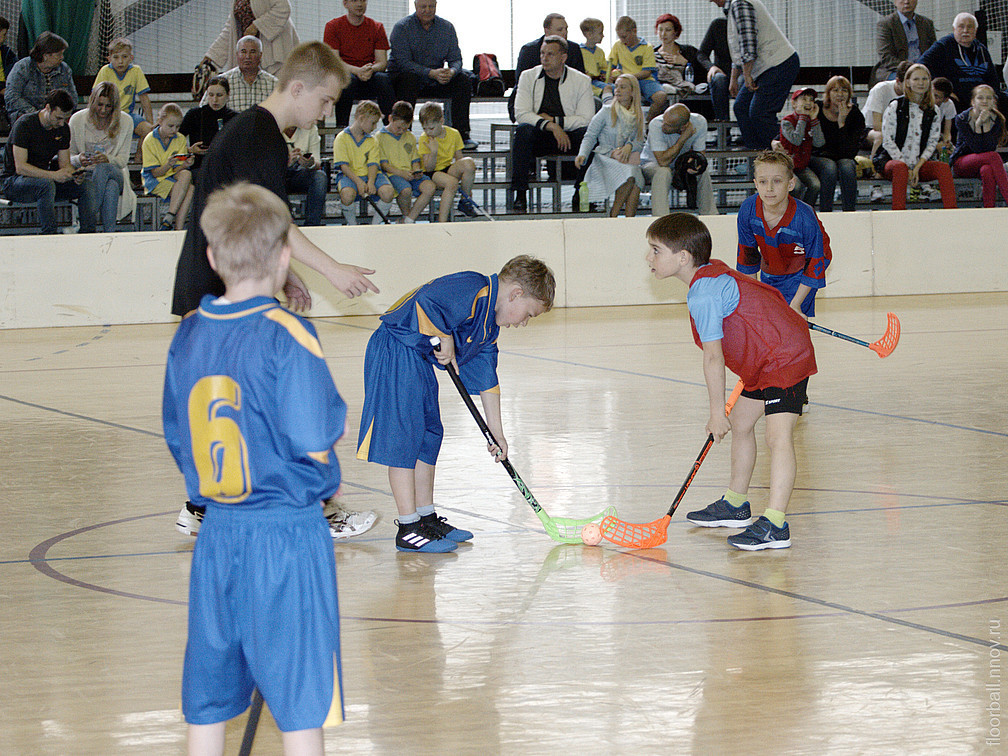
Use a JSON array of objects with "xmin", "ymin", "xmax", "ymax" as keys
[
  {"xmin": 653, "ymin": 14, "xmax": 707, "ymax": 110},
  {"xmin": 324, "ymin": 0, "xmax": 395, "ymax": 127},
  {"xmin": 778, "ymin": 88, "xmax": 825, "ymax": 207},
  {"xmin": 509, "ymin": 13, "xmax": 586, "ymax": 121},
  {"xmin": 203, "ymin": 0, "xmax": 299, "ymax": 76},
  {"xmin": 871, "ymin": 0, "xmax": 935, "ymax": 85},
  {"xmin": 333, "ymin": 100, "xmax": 394, "ymax": 225},
  {"xmin": 607, "ymin": 15, "xmax": 665, "ymax": 109},
  {"xmin": 418, "ymin": 100, "xmax": 477, "ymax": 220},
  {"xmin": 377, "ymin": 100, "xmax": 437, "ymax": 223},
  {"xmin": 641, "ymin": 102, "xmax": 716, "ymax": 216},
  {"xmin": 717, "ymin": 0, "xmax": 800, "ymax": 150},
  {"xmin": 575, "ymin": 74, "xmax": 646, "ymax": 218},
  {"xmin": 141, "ymin": 103, "xmax": 196, "ymax": 230},
  {"xmin": 0, "ymin": 16, "xmax": 16, "ymax": 132},
  {"xmin": 697, "ymin": 10, "xmax": 732, "ymax": 122},
  {"xmin": 93, "ymin": 37, "xmax": 154, "ymax": 165},
  {"xmin": 202, "ymin": 36, "xmax": 277, "ymax": 112},
  {"xmin": 951, "ymin": 84, "xmax": 1008, "ymax": 208},
  {"xmin": 283, "ymin": 123, "xmax": 327, "ymax": 226},
  {"xmin": 809, "ymin": 75, "xmax": 865, "ymax": 213},
  {"xmin": 509, "ymin": 35, "xmax": 594, "ymax": 214},
  {"xmin": 4, "ymin": 32, "xmax": 78, "ymax": 123},
  {"xmin": 931, "ymin": 77, "xmax": 956, "ymax": 162},
  {"xmin": 388, "ymin": 0, "xmax": 476, "ymax": 149},
  {"xmin": 179, "ymin": 75, "xmax": 237, "ymax": 173},
  {"xmin": 919, "ymin": 13, "xmax": 1007, "ymax": 115},
  {"xmin": 0, "ymin": 89, "xmax": 96, "ymax": 235},
  {"xmin": 863, "ymin": 60, "xmax": 910, "ymax": 159},
  {"xmin": 873, "ymin": 64, "xmax": 956, "ymax": 210},
  {"xmin": 68, "ymin": 81, "xmax": 136, "ymax": 232},
  {"xmin": 579, "ymin": 18, "xmax": 609, "ymax": 97}
]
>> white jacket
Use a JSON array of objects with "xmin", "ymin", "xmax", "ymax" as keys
[
  {"xmin": 205, "ymin": 0, "xmax": 299, "ymax": 76},
  {"xmin": 514, "ymin": 65, "xmax": 595, "ymax": 132}
]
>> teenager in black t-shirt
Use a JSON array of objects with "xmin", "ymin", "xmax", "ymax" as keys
[
  {"xmin": 171, "ymin": 42, "xmax": 378, "ymax": 316},
  {"xmin": 0, "ymin": 89, "xmax": 96, "ymax": 234}
]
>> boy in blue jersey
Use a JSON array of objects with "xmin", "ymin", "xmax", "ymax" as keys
[
  {"xmin": 357, "ymin": 255, "xmax": 555, "ymax": 552},
  {"xmin": 163, "ymin": 182, "xmax": 346, "ymax": 754},
  {"xmin": 737, "ymin": 150, "xmax": 831, "ymax": 318}
]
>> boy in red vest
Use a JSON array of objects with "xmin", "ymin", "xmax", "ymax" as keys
[{"xmin": 645, "ymin": 213, "xmax": 817, "ymax": 550}]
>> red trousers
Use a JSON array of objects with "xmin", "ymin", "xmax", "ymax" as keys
[
  {"xmin": 953, "ymin": 151, "xmax": 1008, "ymax": 208},
  {"xmin": 882, "ymin": 160, "xmax": 957, "ymax": 210}
]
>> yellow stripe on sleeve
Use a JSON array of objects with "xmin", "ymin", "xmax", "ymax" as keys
[{"xmin": 263, "ymin": 309, "xmax": 325, "ymax": 358}]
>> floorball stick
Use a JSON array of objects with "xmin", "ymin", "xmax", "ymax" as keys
[
  {"xmin": 238, "ymin": 689, "xmax": 264, "ymax": 756},
  {"xmin": 459, "ymin": 189, "xmax": 496, "ymax": 221},
  {"xmin": 808, "ymin": 311, "xmax": 900, "ymax": 358},
  {"xmin": 432, "ymin": 337, "xmax": 615, "ymax": 542},
  {"xmin": 365, "ymin": 195, "xmax": 391, "ymax": 224},
  {"xmin": 599, "ymin": 379, "xmax": 745, "ymax": 549}
]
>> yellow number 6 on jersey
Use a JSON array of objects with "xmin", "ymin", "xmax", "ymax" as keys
[{"xmin": 187, "ymin": 376, "xmax": 252, "ymax": 503}]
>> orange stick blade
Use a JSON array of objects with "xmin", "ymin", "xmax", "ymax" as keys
[
  {"xmin": 870, "ymin": 312, "xmax": 901, "ymax": 358},
  {"xmin": 600, "ymin": 514, "xmax": 672, "ymax": 549}
]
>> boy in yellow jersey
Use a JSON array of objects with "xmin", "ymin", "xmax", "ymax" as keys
[
  {"xmin": 607, "ymin": 15, "xmax": 663, "ymax": 105},
  {"xmin": 333, "ymin": 99, "xmax": 395, "ymax": 224},
  {"xmin": 376, "ymin": 100, "xmax": 436, "ymax": 223},
  {"xmin": 580, "ymin": 18, "xmax": 609, "ymax": 96},
  {"xmin": 417, "ymin": 101, "xmax": 477, "ymax": 222},
  {"xmin": 94, "ymin": 38, "xmax": 154, "ymax": 164}
]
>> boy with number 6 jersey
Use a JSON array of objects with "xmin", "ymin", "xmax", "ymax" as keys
[
  {"xmin": 646, "ymin": 213, "xmax": 816, "ymax": 551},
  {"xmin": 357, "ymin": 256, "xmax": 555, "ymax": 553},
  {"xmin": 163, "ymin": 183, "xmax": 345, "ymax": 755}
]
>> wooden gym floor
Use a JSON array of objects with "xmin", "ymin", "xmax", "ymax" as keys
[{"xmin": 1, "ymin": 292, "xmax": 1006, "ymax": 755}]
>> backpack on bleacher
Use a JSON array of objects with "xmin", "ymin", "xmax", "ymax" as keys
[{"xmin": 473, "ymin": 53, "xmax": 504, "ymax": 97}]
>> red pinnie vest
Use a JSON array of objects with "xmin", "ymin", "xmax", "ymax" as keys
[{"xmin": 688, "ymin": 260, "xmax": 817, "ymax": 391}]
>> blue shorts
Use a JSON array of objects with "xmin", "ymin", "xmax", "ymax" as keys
[
  {"xmin": 129, "ymin": 111, "xmax": 148, "ymax": 129},
  {"xmin": 357, "ymin": 326, "xmax": 443, "ymax": 468},
  {"xmin": 182, "ymin": 505, "xmax": 344, "ymax": 732},
  {"xmin": 337, "ymin": 172, "xmax": 391, "ymax": 196},
  {"xmin": 388, "ymin": 173, "xmax": 430, "ymax": 197}
]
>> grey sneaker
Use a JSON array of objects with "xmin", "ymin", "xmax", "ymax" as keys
[
  {"xmin": 685, "ymin": 497, "xmax": 753, "ymax": 528},
  {"xmin": 727, "ymin": 516, "xmax": 791, "ymax": 550}
]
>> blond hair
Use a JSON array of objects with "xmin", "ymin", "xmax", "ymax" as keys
[
  {"xmin": 107, "ymin": 37, "xmax": 132, "ymax": 56},
  {"xmin": 88, "ymin": 81, "xmax": 122, "ymax": 140},
  {"xmin": 277, "ymin": 41, "xmax": 350, "ymax": 92},
  {"xmin": 611, "ymin": 74, "xmax": 644, "ymax": 141},
  {"xmin": 499, "ymin": 256, "xmax": 555, "ymax": 311},
  {"xmin": 615, "ymin": 15, "xmax": 636, "ymax": 34},
  {"xmin": 753, "ymin": 149, "xmax": 794, "ymax": 178},
  {"xmin": 354, "ymin": 100, "xmax": 382, "ymax": 123},
  {"xmin": 580, "ymin": 17, "xmax": 604, "ymax": 36},
  {"xmin": 904, "ymin": 63, "xmax": 935, "ymax": 110},
  {"xmin": 418, "ymin": 101, "xmax": 444, "ymax": 126},
  {"xmin": 157, "ymin": 102, "xmax": 183, "ymax": 123},
  {"xmin": 200, "ymin": 182, "xmax": 291, "ymax": 284}
]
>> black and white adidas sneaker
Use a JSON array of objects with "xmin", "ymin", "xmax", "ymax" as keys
[{"xmin": 395, "ymin": 519, "xmax": 457, "ymax": 553}]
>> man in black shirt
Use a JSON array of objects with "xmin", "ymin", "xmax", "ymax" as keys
[
  {"xmin": 508, "ymin": 13, "xmax": 586, "ymax": 122},
  {"xmin": 0, "ymin": 89, "xmax": 96, "ymax": 234},
  {"xmin": 697, "ymin": 13, "xmax": 733, "ymax": 122},
  {"xmin": 509, "ymin": 36, "xmax": 594, "ymax": 213},
  {"xmin": 171, "ymin": 41, "xmax": 378, "ymax": 317}
]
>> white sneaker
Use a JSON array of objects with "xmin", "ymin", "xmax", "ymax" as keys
[
  {"xmin": 325, "ymin": 500, "xmax": 378, "ymax": 539},
  {"xmin": 869, "ymin": 185, "xmax": 884, "ymax": 203},
  {"xmin": 176, "ymin": 501, "xmax": 204, "ymax": 536}
]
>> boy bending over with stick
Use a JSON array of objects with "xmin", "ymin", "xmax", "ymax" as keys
[
  {"xmin": 646, "ymin": 213, "xmax": 816, "ymax": 550},
  {"xmin": 163, "ymin": 183, "xmax": 346, "ymax": 754},
  {"xmin": 357, "ymin": 256, "xmax": 555, "ymax": 553}
]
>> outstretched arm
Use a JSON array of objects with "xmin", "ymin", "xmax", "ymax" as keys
[{"xmin": 287, "ymin": 224, "xmax": 379, "ymax": 299}]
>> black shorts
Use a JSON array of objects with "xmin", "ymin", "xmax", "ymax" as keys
[{"xmin": 741, "ymin": 377, "xmax": 809, "ymax": 416}]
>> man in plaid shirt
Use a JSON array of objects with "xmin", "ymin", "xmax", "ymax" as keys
[
  {"xmin": 202, "ymin": 36, "xmax": 277, "ymax": 111},
  {"xmin": 711, "ymin": 0, "xmax": 799, "ymax": 149}
]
